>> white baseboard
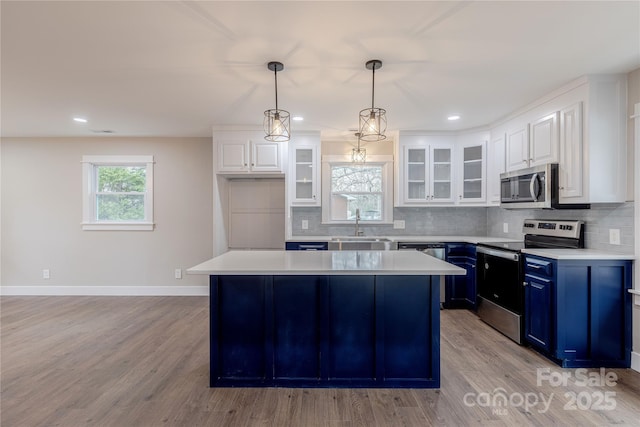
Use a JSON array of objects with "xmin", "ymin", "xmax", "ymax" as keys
[
  {"xmin": 632, "ymin": 351, "xmax": 640, "ymax": 373},
  {"xmin": 0, "ymin": 285, "xmax": 209, "ymax": 296}
]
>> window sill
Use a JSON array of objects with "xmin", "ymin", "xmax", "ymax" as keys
[{"xmin": 82, "ymin": 222, "xmax": 155, "ymax": 231}]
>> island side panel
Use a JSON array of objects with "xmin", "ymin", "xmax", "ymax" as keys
[{"xmin": 210, "ymin": 275, "xmax": 268, "ymax": 384}]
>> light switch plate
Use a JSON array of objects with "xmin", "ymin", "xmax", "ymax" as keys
[
  {"xmin": 503, "ymin": 223, "xmax": 509, "ymax": 233},
  {"xmin": 42, "ymin": 269, "xmax": 50, "ymax": 279},
  {"xmin": 175, "ymin": 268, "xmax": 182, "ymax": 279},
  {"xmin": 301, "ymin": 220, "xmax": 309, "ymax": 230}
]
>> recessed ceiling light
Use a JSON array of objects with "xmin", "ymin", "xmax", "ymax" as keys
[
  {"xmin": 292, "ymin": 116, "xmax": 304, "ymax": 121},
  {"xmin": 73, "ymin": 117, "xmax": 88, "ymax": 123},
  {"xmin": 447, "ymin": 115, "xmax": 461, "ymax": 121}
]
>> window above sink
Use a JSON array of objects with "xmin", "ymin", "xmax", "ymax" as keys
[{"xmin": 321, "ymin": 155, "xmax": 394, "ymax": 225}]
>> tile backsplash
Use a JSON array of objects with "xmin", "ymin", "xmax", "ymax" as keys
[
  {"xmin": 292, "ymin": 202, "xmax": 634, "ymax": 253},
  {"xmin": 292, "ymin": 207, "xmax": 488, "ymax": 237},
  {"xmin": 487, "ymin": 202, "xmax": 634, "ymax": 253}
]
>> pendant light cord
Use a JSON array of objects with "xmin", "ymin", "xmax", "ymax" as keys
[
  {"xmin": 274, "ymin": 68, "xmax": 279, "ymax": 111},
  {"xmin": 371, "ymin": 66, "xmax": 375, "ymax": 109}
]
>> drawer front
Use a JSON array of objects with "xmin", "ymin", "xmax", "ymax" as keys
[
  {"xmin": 285, "ymin": 242, "xmax": 328, "ymax": 251},
  {"xmin": 524, "ymin": 256, "xmax": 553, "ymax": 277}
]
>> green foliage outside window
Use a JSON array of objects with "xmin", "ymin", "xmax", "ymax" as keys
[{"xmin": 96, "ymin": 166, "xmax": 146, "ymax": 221}]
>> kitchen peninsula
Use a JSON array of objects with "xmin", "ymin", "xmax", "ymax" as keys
[{"xmin": 188, "ymin": 250, "xmax": 465, "ymax": 388}]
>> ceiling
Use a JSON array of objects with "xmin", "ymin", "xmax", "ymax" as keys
[{"xmin": 2, "ymin": 1, "xmax": 639, "ymax": 139}]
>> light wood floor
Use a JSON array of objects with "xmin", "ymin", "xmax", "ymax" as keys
[{"xmin": 2, "ymin": 296, "xmax": 639, "ymax": 426}]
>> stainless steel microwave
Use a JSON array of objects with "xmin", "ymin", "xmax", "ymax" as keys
[{"xmin": 500, "ymin": 163, "xmax": 558, "ymax": 209}]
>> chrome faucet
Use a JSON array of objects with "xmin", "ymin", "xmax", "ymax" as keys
[{"xmin": 354, "ymin": 208, "xmax": 363, "ymax": 236}]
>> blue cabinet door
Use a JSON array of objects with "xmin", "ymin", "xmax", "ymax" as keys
[
  {"xmin": 327, "ymin": 276, "xmax": 376, "ymax": 380},
  {"xmin": 272, "ymin": 276, "xmax": 326, "ymax": 380},
  {"xmin": 464, "ymin": 259, "xmax": 477, "ymax": 308},
  {"xmin": 524, "ymin": 273, "xmax": 552, "ymax": 352}
]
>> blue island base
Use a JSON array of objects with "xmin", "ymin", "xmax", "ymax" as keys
[{"xmin": 209, "ymin": 274, "xmax": 440, "ymax": 388}]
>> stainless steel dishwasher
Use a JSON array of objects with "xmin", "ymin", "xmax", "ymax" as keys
[{"xmin": 397, "ymin": 242, "xmax": 446, "ymax": 305}]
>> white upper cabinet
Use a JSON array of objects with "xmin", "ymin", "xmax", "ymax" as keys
[
  {"xmin": 558, "ymin": 102, "xmax": 583, "ymax": 200},
  {"xmin": 396, "ymin": 133, "xmax": 454, "ymax": 206},
  {"xmin": 215, "ymin": 131, "xmax": 284, "ymax": 174},
  {"xmin": 288, "ymin": 132, "xmax": 321, "ymax": 206},
  {"xmin": 529, "ymin": 112, "xmax": 559, "ymax": 167},
  {"xmin": 496, "ymin": 74, "xmax": 627, "ymax": 204},
  {"xmin": 456, "ymin": 136, "xmax": 487, "ymax": 204},
  {"xmin": 506, "ymin": 124, "xmax": 529, "ymax": 171},
  {"xmin": 487, "ymin": 132, "xmax": 506, "ymax": 205},
  {"xmin": 506, "ymin": 112, "xmax": 559, "ymax": 172}
]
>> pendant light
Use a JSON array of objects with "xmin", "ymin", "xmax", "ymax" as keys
[
  {"xmin": 359, "ymin": 59, "xmax": 387, "ymax": 142},
  {"xmin": 264, "ymin": 61, "xmax": 290, "ymax": 142},
  {"xmin": 352, "ymin": 132, "xmax": 366, "ymax": 163}
]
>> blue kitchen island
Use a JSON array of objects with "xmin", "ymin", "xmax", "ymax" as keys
[{"xmin": 188, "ymin": 250, "xmax": 465, "ymax": 388}]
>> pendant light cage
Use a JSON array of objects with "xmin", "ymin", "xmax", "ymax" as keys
[
  {"xmin": 264, "ymin": 61, "xmax": 290, "ymax": 142},
  {"xmin": 358, "ymin": 59, "xmax": 387, "ymax": 142},
  {"xmin": 352, "ymin": 132, "xmax": 367, "ymax": 163}
]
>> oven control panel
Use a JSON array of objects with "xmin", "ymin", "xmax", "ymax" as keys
[{"xmin": 522, "ymin": 219, "xmax": 584, "ymax": 239}]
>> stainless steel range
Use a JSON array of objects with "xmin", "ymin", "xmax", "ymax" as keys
[{"xmin": 476, "ymin": 219, "xmax": 585, "ymax": 344}]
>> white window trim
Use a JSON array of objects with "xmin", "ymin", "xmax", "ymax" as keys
[
  {"xmin": 82, "ymin": 155, "xmax": 155, "ymax": 231},
  {"xmin": 321, "ymin": 154, "xmax": 394, "ymax": 224}
]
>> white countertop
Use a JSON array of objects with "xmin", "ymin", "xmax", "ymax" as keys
[
  {"xmin": 522, "ymin": 248, "xmax": 635, "ymax": 260},
  {"xmin": 287, "ymin": 236, "xmax": 522, "ymax": 244},
  {"xmin": 188, "ymin": 250, "xmax": 466, "ymax": 276}
]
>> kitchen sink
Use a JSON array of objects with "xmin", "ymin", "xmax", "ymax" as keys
[{"xmin": 328, "ymin": 237, "xmax": 396, "ymax": 251}]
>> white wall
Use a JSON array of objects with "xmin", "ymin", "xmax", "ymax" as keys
[{"xmin": 1, "ymin": 137, "xmax": 213, "ymax": 294}]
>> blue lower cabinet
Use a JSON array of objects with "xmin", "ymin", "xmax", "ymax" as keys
[
  {"xmin": 524, "ymin": 273, "xmax": 552, "ymax": 352},
  {"xmin": 209, "ymin": 274, "xmax": 439, "ymax": 388},
  {"xmin": 445, "ymin": 244, "xmax": 476, "ymax": 310},
  {"xmin": 524, "ymin": 256, "xmax": 632, "ymax": 368}
]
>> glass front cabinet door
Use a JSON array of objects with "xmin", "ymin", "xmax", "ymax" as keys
[
  {"xmin": 289, "ymin": 133, "xmax": 321, "ymax": 206},
  {"xmin": 402, "ymin": 143, "xmax": 453, "ymax": 205}
]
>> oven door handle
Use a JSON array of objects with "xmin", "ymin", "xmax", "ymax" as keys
[{"xmin": 476, "ymin": 246, "xmax": 520, "ymax": 261}]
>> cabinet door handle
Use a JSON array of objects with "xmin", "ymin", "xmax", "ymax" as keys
[{"xmin": 523, "ymin": 281, "xmax": 529, "ymax": 287}]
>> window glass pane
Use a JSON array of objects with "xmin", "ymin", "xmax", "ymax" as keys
[
  {"xmin": 97, "ymin": 166, "xmax": 146, "ymax": 192},
  {"xmin": 296, "ymin": 149, "xmax": 313, "ymax": 163},
  {"xmin": 96, "ymin": 194, "xmax": 145, "ymax": 221},
  {"xmin": 331, "ymin": 165, "xmax": 382, "ymax": 192},
  {"xmin": 408, "ymin": 149, "xmax": 425, "ymax": 163},
  {"xmin": 331, "ymin": 194, "xmax": 382, "ymax": 220},
  {"xmin": 464, "ymin": 146, "xmax": 482, "ymax": 161},
  {"xmin": 433, "ymin": 148, "xmax": 450, "ymax": 163}
]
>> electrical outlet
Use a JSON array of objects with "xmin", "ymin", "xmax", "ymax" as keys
[
  {"xmin": 42, "ymin": 269, "xmax": 50, "ymax": 279},
  {"xmin": 609, "ymin": 229, "xmax": 621, "ymax": 245},
  {"xmin": 301, "ymin": 220, "xmax": 308, "ymax": 230},
  {"xmin": 393, "ymin": 220, "xmax": 405, "ymax": 229},
  {"xmin": 503, "ymin": 223, "xmax": 509, "ymax": 233},
  {"xmin": 175, "ymin": 268, "xmax": 182, "ymax": 279}
]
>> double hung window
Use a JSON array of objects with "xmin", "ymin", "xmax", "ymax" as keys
[
  {"xmin": 321, "ymin": 155, "xmax": 393, "ymax": 223},
  {"xmin": 82, "ymin": 155, "xmax": 154, "ymax": 230}
]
